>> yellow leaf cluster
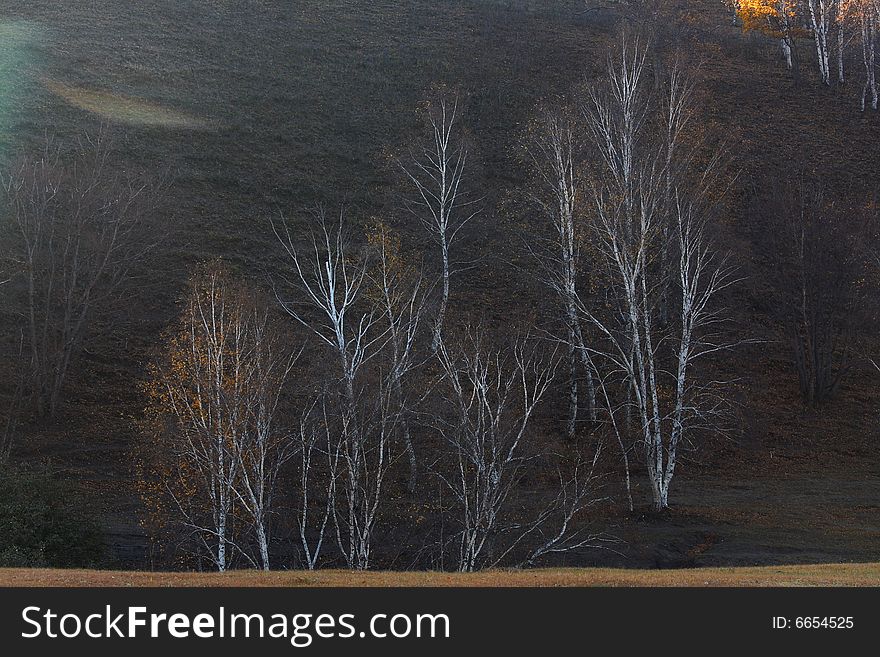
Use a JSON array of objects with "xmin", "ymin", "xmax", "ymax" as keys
[{"xmin": 735, "ymin": 0, "xmax": 792, "ymax": 38}]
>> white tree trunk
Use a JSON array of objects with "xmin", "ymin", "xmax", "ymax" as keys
[
  {"xmin": 862, "ymin": 11, "xmax": 878, "ymax": 110},
  {"xmin": 808, "ymin": 0, "xmax": 833, "ymax": 85},
  {"xmin": 567, "ymin": 336, "xmax": 578, "ymax": 440},
  {"xmin": 255, "ymin": 518, "xmax": 270, "ymax": 571},
  {"xmin": 433, "ymin": 240, "xmax": 450, "ymax": 351},
  {"xmin": 217, "ymin": 466, "xmax": 228, "ymax": 571},
  {"xmin": 781, "ymin": 38, "xmax": 793, "ymax": 69},
  {"xmin": 402, "ymin": 98, "xmax": 479, "ymax": 354}
]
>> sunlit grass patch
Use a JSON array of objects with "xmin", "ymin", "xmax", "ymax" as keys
[{"xmin": 43, "ymin": 79, "xmax": 212, "ymax": 130}]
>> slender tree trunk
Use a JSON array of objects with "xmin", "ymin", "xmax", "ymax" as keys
[
  {"xmin": 778, "ymin": 2, "xmax": 801, "ymax": 80},
  {"xmin": 862, "ymin": 12, "xmax": 878, "ymax": 110},
  {"xmin": 433, "ymin": 240, "xmax": 450, "ymax": 351},
  {"xmin": 818, "ymin": 31, "xmax": 831, "ymax": 84},
  {"xmin": 396, "ymin": 377, "xmax": 417, "ymax": 493},
  {"xmin": 782, "ymin": 38, "xmax": 793, "ymax": 69},
  {"xmin": 256, "ymin": 516, "xmax": 270, "ymax": 571},
  {"xmin": 808, "ymin": 1, "xmax": 832, "ymax": 84},
  {"xmin": 217, "ymin": 484, "xmax": 227, "ymax": 571},
  {"xmin": 566, "ymin": 334, "xmax": 578, "ymax": 440},
  {"xmin": 570, "ymin": 320, "xmax": 597, "ymax": 422}
]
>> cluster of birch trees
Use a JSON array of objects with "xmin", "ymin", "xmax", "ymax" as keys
[
  {"xmin": 143, "ymin": 218, "xmax": 605, "ymax": 571},
  {"xmin": 527, "ymin": 37, "xmax": 736, "ymax": 513},
  {"xmin": 732, "ymin": 0, "xmax": 880, "ymax": 109},
  {"xmin": 136, "ymin": 35, "xmax": 739, "ymax": 571}
]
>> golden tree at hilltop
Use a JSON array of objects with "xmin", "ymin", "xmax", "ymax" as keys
[{"xmin": 735, "ymin": 0, "xmax": 784, "ymax": 33}]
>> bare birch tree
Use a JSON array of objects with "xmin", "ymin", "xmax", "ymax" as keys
[
  {"xmin": 767, "ymin": 177, "xmax": 866, "ymax": 405},
  {"xmin": 293, "ymin": 396, "xmax": 340, "ymax": 570},
  {"xmin": 147, "ymin": 263, "xmax": 296, "ymax": 571},
  {"xmin": 228, "ymin": 300, "xmax": 300, "ymax": 570},
  {"xmin": 581, "ymin": 38, "xmax": 737, "ymax": 511},
  {"xmin": 806, "ymin": 0, "xmax": 839, "ymax": 85},
  {"xmin": 778, "ymin": 0, "xmax": 801, "ymax": 72},
  {"xmin": 366, "ymin": 222, "xmax": 428, "ymax": 492},
  {"xmin": 859, "ymin": 0, "xmax": 878, "ymax": 109},
  {"xmin": 434, "ymin": 332, "xmax": 554, "ymax": 571},
  {"xmin": 433, "ymin": 331, "xmax": 604, "ymax": 570},
  {"xmin": 842, "ymin": 0, "xmax": 879, "ymax": 108},
  {"xmin": 527, "ymin": 110, "xmax": 598, "ymax": 437},
  {"xmin": 401, "ymin": 97, "xmax": 481, "ymax": 351},
  {"xmin": 273, "ymin": 209, "xmax": 401, "ymax": 570}
]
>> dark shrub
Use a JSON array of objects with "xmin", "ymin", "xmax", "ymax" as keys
[{"xmin": 0, "ymin": 467, "xmax": 105, "ymax": 567}]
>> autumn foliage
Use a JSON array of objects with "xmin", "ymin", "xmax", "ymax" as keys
[{"xmin": 140, "ymin": 261, "xmax": 297, "ymax": 570}]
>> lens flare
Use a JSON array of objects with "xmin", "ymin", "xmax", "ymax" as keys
[
  {"xmin": 0, "ymin": 20, "xmax": 43, "ymax": 145},
  {"xmin": 43, "ymin": 79, "xmax": 211, "ymax": 130}
]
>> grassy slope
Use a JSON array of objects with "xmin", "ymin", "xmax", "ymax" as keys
[{"xmin": 1, "ymin": 563, "xmax": 879, "ymax": 587}]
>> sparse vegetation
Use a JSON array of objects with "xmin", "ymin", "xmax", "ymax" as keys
[{"xmin": 0, "ymin": 467, "xmax": 104, "ymax": 568}]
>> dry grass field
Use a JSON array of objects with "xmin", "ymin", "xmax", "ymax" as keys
[{"xmin": 1, "ymin": 563, "xmax": 878, "ymax": 587}]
